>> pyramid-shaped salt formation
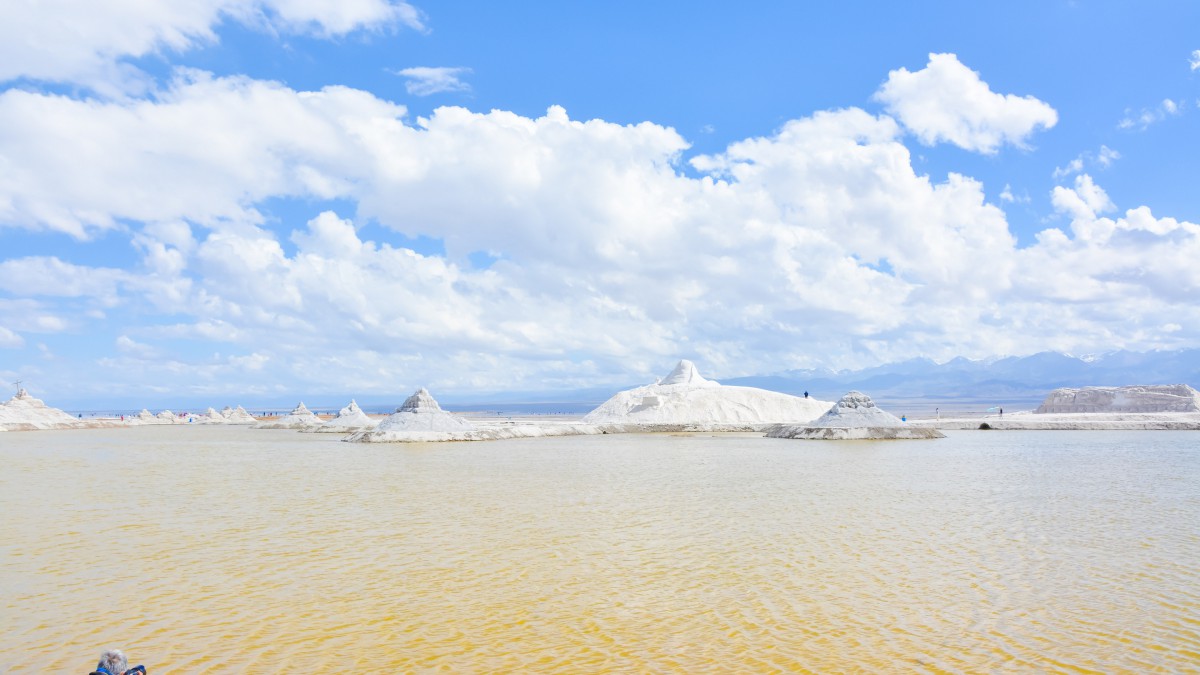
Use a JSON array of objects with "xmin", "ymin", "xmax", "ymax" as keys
[
  {"xmin": 377, "ymin": 388, "xmax": 476, "ymax": 433},
  {"xmin": 194, "ymin": 407, "xmax": 230, "ymax": 424},
  {"xmin": 583, "ymin": 359, "xmax": 830, "ymax": 429},
  {"xmin": 346, "ymin": 388, "xmax": 501, "ymax": 442},
  {"xmin": 767, "ymin": 391, "xmax": 944, "ymax": 440},
  {"xmin": 308, "ymin": 399, "xmax": 376, "ymax": 433},
  {"xmin": 0, "ymin": 388, "xmax": 84, "ymax": 431},
  {"xmin": 223, "ymin": 405, "xmax": 258, "ymax": 424},
  {"xmin": 254, "ymin": 402, "xmax": 323, "ymax": 429}
]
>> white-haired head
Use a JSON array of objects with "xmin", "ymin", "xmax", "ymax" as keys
[{"xmin": 96, "ymin": 649, "xmax": 128, "ymax": 674}]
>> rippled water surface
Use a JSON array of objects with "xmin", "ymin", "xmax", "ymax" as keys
[{"xmin": 2, "ymin": 427, "xmax": 1198, "ymax": 673}]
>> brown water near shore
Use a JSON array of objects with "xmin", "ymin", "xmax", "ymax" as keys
[{"xmin": 2, "ymin": 427, "xmax": 1198, "ymax": 672}]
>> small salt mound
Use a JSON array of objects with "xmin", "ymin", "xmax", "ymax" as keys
[
  {"xmin": 125, "ymin": 408, "xmax": 185, "ymax": 425},
  {"xmin": 809, "ymin": 391, "xmax": 904, "ymax": 428},
  {"xmin": 377, "ymin": 388, "xmax": 475, "ymax": 433},
  {"xmin": 0, "ymin": 388, "xmax": 84, "ymax": 431},
  {"xmin": 346, "ymin": 388, "xmax": 481, "ymax": 442},
  {"xmin": 255, "ymin": 402, "xmax": 323, "ymax": 429},
  {"xmin": 308, "ymin": 399, "xmax": 377, "ymax": 433},
  {"xmin": 767, "ymin": 391, "xmax": 944, "ymax": 440},
  {"xmin": 583, "ymin": 359, "xmax": 830, "ymax": 429},
  {"xmin": 224, "ymin": 405, "xmax": 258, "ymax": 425},
  {"xmin": 194, "ymin": 407, "xmax": 230, "ymax": 424}
]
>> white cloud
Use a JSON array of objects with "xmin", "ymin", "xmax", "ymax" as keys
[
  {"xmin": 0, "ymin": 257, "xmax": 127, "ymax": 300},
  {"xmin": 1054, "ymin": 145, "xmax": 1121, "ymax": 180},
  {"xmin": 116, "ymin": 335, "xmax": 160, "ymax": 359},
  {"xmin": 1118, "ymin": 99, "xmax": 1184, "ymax": 130},
  {"xmin": 1191, "ymin": 50, "xmax": 1200, "ymax": 71},
  {"xmin": 0, "ymin": 0, "xmax": 424, "ymax": 94},
  {"xmin": 999, "ymin": 184, "xmax": 1029, "ymax": 204},
  {"xmin": 1097, "ymin": 144, "xmax": 1120, "ymax": 167},
  {"xmin": 874, "ymin": 53, "xmax": 1058, "ymax": 154},
  {"xmin": 0, "ymin": 70, "xmax": 406, "ymax": 238},
  {"xmin": 0, "ymin": 326, "xmax": 22, "ymax": 348},
  {"xmin": 395, "ymin": 66, "xmax": 473, "ymax": 96},
  {"xmin": 2, "ymin": 70, "xmax": 1199, "ymax": 393}
]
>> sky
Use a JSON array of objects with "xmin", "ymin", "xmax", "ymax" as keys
[{"xmin": 1, "ymin": 1, "xmax": 1199, "ymax": 408}]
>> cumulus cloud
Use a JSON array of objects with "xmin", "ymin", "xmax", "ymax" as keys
[
  {"xmin": 874, "ymin": 53, "xmax": 1058, "ymax": 154},
  {"xmin": 0, "ymin": 0, "xmax": 424, "ymax": 94},
  {"xmin": 2, "ymin": 68, "xmax": 1199, "ymax": 394},
  {"xmin": 0, "ymin": 70, "xmax": 406, "ymax": 237},
  {"xmin": 395, "ymin": 66, "xmax": 473, "ymax": 96},
  {"xmin": 1191, "ymin": 50, "xmax": 1200, "ymax": 71},
  {"xmin": 0, "ymin": 326, "xmax": 22, "ymax": 348}
]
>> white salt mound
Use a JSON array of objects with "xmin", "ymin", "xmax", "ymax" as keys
[
  {"xmin": 767, "ymin": 391, "xmax": 944, "ymax": 440},
  {"xmin": 308, "ymin": 399, "xmax": 377, "ymax": 432},
  {"xmin": 1035, "ymin": 384, "xmax": 1200, "ymax": 414},
  {"xmin": 808, "ymin": 391, "xmax": 905, "ymax": 427},
  {"xmin": 223, "ymin": 405, "xmax": 258, "ymax": 425},
  {"xmin": 345, "ymin": 389, "xmax": 595, "ymax": 443},
  {"xmin": 0, "ymin": 388, "xmax": 84, "ymax": 431},
  {"xmin": 254, "ymin": 402, "xmax": 323, "ymax": 429},
  {"xmin": 583, "ymin": 359, "xmax": 830, "ymax": 429},
  {"xmin": 374, "ymin": 388, "xmax": 475, "ymax": 433},
  {"xmin": 194, "ymin": 407, "xmax": 229, "ymax": 424},
  {"xmin": 125, "ymin": 408, "xmax": 186, "ymax": 425}
]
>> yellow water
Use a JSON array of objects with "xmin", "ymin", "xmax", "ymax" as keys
[{"xmin": 2, "ymin": 427, "xmax": 1198, "ymax": 673}]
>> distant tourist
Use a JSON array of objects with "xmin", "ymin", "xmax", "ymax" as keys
[
  {"xmin": 803, "ymin": 391, "xmax": 809, "ymax": 398},
  {"xmin": 89, "ymin": 649, "xmax": 146, "ymax": 674}
]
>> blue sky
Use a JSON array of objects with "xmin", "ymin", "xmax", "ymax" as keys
[{"xmin": 1, "ymin": 1, "xmax": 1199, "ymax": 407}]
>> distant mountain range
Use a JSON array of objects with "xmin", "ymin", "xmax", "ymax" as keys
[
  {"xmin": 722, "ymin": 349, "xmax": 1200, "ymax": 409},
  {"xmin": 54, "ymin": 348, "xmax": 1200, "ymax": 415}
]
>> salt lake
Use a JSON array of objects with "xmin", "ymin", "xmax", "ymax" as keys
[{"xmin": 1, "ymin": 426, "xmax": 1197, "ymax": 672}]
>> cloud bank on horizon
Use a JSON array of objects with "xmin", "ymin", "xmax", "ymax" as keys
[{"xmin": 0, "ymin": 1, "xmax": 1198, "ymax": 404}]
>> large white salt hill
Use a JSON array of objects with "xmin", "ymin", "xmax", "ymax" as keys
[
  {"xmin": 347, "ymin": 389, "xmax": 596, "ymax": 443},
  {"xmin": 583, "ymin": 360, "xmax": 830, "ymax": 430},
  {"xmin": 0, "ymin": 388, "xmax": 87, "ymax": 431},
  {"xmin": 254, "ymin": 402, "xmax": 323, "ymax": 429},
  {"xmin": 767, "ymin": 391, "xmax": 944, "ymax": 440},
  {"xmin": 307, "ymin": 399, "xmax": 377, "ymax": 433},
  {"xmin": 1035, "ymin": 384, "xmax": 1200, "ymax": 413}
]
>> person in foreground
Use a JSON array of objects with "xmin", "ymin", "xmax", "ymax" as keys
[{"xmin": 89, "ymin": 649, "xmax": 146, "ymax": 675}]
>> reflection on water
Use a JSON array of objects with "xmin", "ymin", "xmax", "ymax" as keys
[{"xmin": 1, "ymin": 427, "xmax": 1198, "ymax": 672}]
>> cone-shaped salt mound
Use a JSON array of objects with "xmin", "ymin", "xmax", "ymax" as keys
[
  {"xmin": 348, "ymin": 389, "xmax": 599, "ymax": 443},
  {"xmin": 125, "ymin": 407, "xmax": 185, "ymax": 425},
  {"xmin": 224, "ymin": 405, "xmax": 258, "ymax": 424},
  {"xmin": 254, "ymin": 402, "xmax": 323, "ymax": 429},
  {"xmin": 194, "ymin": 407, "xmax": 229, "ymax": 424},
  {"xmin": 346, "ymin": 388, "xmax": 487, "ymax": 442},
  {"xmin": 0, "ymin": 388, "xmax": 85, "ymax": 431},
  {"xmin": 658, "ymin": 359, "xmax": 718, "ymax": 387},
  {"xmin": 308, "ymin": 399, "xmax": 377, "ymax": 432},
  {"xmin": 583, "ymin": 360, "xmax": 830, "ymax": 429},
  {"xmin": 379, "ymin": 388, "xmax": 475, "ymax": 432},
  {"xmin": 767, "ymin": 391, "xmax": 944, "ymax": 440}
]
